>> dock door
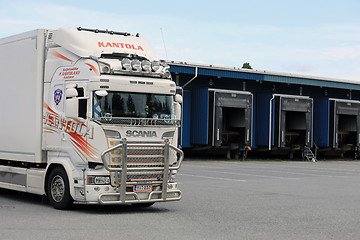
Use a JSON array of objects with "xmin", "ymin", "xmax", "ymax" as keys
[
  {"xmin": 209, "ymin": 89, "xmax": 253, "ymax": 148},
  {"xmin": 273, "ymin": 95, "xmax": 313, "ymax": 148},
  {"xmin": 329, "ymin": 99, "xmax": 360, "ymax": 150}
]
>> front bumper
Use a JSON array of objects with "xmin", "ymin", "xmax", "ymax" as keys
[
  {"xmin": 73, "ymin": 182, "xmax": 181, "ymax": 204},
  {"xmin": 98, "ymin": 189, "xmax": 181, "ymax": 204}
]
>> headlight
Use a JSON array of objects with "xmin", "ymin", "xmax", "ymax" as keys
[
  {"xmin": 121, "ymin": 58, "xmax": 131, "ymax": 70},
  {"xmin": 87, "ymin": 176, "xmax": 111, "ymax": 185},
  {"xmin": 141, "ymin": 60, "xmax": 151, "ymax": 72},
  {"xmin": 162, "ymin": 131, "xmax": 174, "ymax": 139},
  {"xmin": 104, "ymin": 129, "xmax": 121, "ymax": 139}
]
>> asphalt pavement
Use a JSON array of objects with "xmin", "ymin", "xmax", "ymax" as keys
[{"xmin": 1, "ymin": 160, "xmax": 360, "ymax": 240}]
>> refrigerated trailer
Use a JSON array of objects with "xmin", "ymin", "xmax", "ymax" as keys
[
  {"xmin": 0, "ymin": 27, "xmax": 183, "ymax": 209},
  {"xmin": 314, "ymin": 98, "xmax": 360, "ymax": 157}
]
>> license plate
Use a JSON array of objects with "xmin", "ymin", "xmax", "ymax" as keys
[{"xmin": 133, "ymin": 185, "xmax": 152, "ymax": 192}]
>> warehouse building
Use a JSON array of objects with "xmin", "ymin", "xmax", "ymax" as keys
[{"xmin": 166, "ymin": 61, "xmax": 360, "ymax": 160}]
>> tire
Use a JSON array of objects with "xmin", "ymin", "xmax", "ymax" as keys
[{"xmin": 46, "ymin": 167, "xmax": 73, "ymax": 210}]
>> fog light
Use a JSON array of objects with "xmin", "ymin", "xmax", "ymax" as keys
[
  {"xmin": 167, "ymin": 192, "xmax": 179, "ymax": 198},
  {"xmin": 88, "ymin": 176, "xmax": 111, "ymax": 185}
]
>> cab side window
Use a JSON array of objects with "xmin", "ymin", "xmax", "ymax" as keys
[{"xmin": 76, "ymin": 87, "xmax": 87, "ymax": 119}]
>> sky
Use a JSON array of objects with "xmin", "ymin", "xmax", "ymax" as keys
[{"xmin": 1, "ymin": 0, "xmax": 360, "ymax": 81}]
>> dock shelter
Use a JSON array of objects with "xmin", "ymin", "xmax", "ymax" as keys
[{"xmin": 167, "ymin": 61, "xmax": 360, "ymax": 158}]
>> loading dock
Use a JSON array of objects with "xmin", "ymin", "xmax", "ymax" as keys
[
  {"xmin": 168, "ymin": 61, "xmax": 360, "ymax": 159},
  {"xmin": 256, "ymin": 94, "xmax": 313, "ymax": 158},
  {"xmin": 314, "ymin": 98, "xmax": 360, "ymax": 157},
  {"xmin": 273, "ymin": 95, "xmax": 313, "ymax": 149},
  {"xmin": 191, "ymin": 88, "xmax": 253, "ymax": 158}
]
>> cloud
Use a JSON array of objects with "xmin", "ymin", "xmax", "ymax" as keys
[
  {"xmin": 0, "ymin": 19, "xmax": 39, "ymax": 25},
  {"xmin": 294, "ymin": 45, "xmax": 360, "ymax": 61},
  {"xmin": 1, "ymin": 1, "xmax": 360, "ymax": 81},
  {"xmin": 321, "ymin": 46, "xmax": 360, "ymax": 60}
]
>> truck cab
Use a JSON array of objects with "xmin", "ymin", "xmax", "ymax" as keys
[{"xmin": 42, "ymin": 28, "xmax": 183, "ymax": 209}]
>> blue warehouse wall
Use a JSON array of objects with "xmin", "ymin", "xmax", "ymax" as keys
[
  {"xmin": 255, "ymin": 92, "xmax": 274, "ymax": 147},
  {"xmin": 191, "ymin": 88, "xmax": 209, "ymax": 145},
  {"xmin": 313, "ymin": 98, "xmax": 330, "ymax": 147},
  {"xmin": 169, "ymin": 63, "xmax": 360, "ymax": 153},
  {"xmin": 181, "ymin": 91, "xmax": 192, "ymax": 148}
]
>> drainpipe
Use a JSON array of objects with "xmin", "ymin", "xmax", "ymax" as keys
[
  {"xmin": 269, "ymin": 95, "xmax": 275, "ymax": 150},
  {"xmin": 182, "ymin": 67, "xmax": 198, "ymax": 89}
]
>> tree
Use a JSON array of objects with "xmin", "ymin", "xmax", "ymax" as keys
[
  {"xmin": 127, "ymin": 94, "xmax": 136, "ymax": 117},
  {"xmin": 242, "ymin": 62, "xmax": 252, "ymax": 69}
]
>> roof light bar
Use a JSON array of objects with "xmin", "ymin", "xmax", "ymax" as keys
[
  {"xmin": 131, "ymin": 59, "xmax": 141, "ymax": 71},
  {"xmin": 151, "ymin": 61, "xmax": 160, "ymax": 72},
  {"xmin": 141, "ymin": 60, "xmax": 151, "ymax": 72},
  {"xmin": 92, "ymin": 56, "xmax": 171, "ymax": 78},
  {"xmin": 121, "ymin": 58, "xmax": 131, "ymax": 70}
]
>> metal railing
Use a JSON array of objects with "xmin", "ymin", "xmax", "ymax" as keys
[
  {"xmin": 100, "ymin": 139, "xmax": 183, "ymax": 203},
  {"xmin": 304, "ymin": 146, "xmax": 317, "ymax": 162}
]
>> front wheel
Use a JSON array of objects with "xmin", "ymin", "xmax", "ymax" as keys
[{"xmin": 46, "ymin": 167, "xmax": 73, "ymax": 210}]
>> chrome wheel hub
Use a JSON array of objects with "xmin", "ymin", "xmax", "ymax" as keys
[{"xmin": 50, "ymin": 175, "xmax": 65, "ymax": 203}]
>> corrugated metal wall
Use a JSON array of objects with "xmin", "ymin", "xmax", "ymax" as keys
[
  {"xmin": 254, "ymin": 92, "xmax": 273, "ymax": 147},
  {"xmin": 169, "ymin": 63, "xmax": 360, "ymax": 153},
  {"xmin": 313, "ymin": 98, "xmax": 330, "ymax": 147},
  {"xmin": 181, "ymin": 91, "xmax": 192, "ymax": 148},
  {"xmin": 191, "ymin": 88, "xmax": 209, "ymax": 145}
]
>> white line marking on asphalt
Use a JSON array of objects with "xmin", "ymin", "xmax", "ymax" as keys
[
  {"xmin": 183, "ymin": 163, "xmax": 352, "ymax": 178},
  {"xmin": 260, "ymin": 169, "xmax": 350, "ymax": 178},
  {"xmin": 179, "ymin": 173, "xmax": 247, "ymax": 182},
  {"xmin": 197, "ymin": 169, "xmax": 300, "ymax": 180}
]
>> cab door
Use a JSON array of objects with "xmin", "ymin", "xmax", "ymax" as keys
[{"xmin": 43, "ymin": 81, "xmax": 65, "ymax": 150}]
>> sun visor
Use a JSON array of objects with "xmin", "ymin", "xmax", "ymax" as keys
[{"xmin": 52, "ymin": 27, "xmax": 156, "ymax": 60}]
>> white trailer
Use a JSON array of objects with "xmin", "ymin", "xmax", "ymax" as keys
[{"xmin": 0, "ymin": 27, "xmax": 183, "ymax": 209}]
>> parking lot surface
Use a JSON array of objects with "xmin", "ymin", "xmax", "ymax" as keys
[{"xmin": 1, "ymin": 160, "xmax": 360, "ymax": 240}]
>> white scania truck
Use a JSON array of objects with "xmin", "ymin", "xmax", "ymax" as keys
[{"xmin": 0, "ymin": 27, "xmax": 183, "ymax": 209}]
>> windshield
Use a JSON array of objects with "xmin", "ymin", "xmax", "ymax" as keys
[{"xmin": 93, "ymin": 91, "xmax": 174, "ymax": 119}]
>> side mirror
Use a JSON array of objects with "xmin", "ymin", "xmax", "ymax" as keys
[
  {"xmin": 95, "ymin": 90, "xmax": 108, "ymax": 97},
  {"xmin": 65, "ymin": 88, "xmax": 78, "ymax": 98},
  {"xmin": 65, "ymin": 98, "xmax": 78, "ymax": 118},
  {"xmin": 174, "ymin": 94, "xmax": 183, "ymax": 104}
]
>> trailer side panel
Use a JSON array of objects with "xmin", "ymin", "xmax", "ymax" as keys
[{"xmin": 0, "ymin": 30, "xmax": 45, "ymax": 163}]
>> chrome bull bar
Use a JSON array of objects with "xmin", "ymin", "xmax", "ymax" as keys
[{"xmin": 100, "ymin": 139, "xmax": 184, "ymax": 204}]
